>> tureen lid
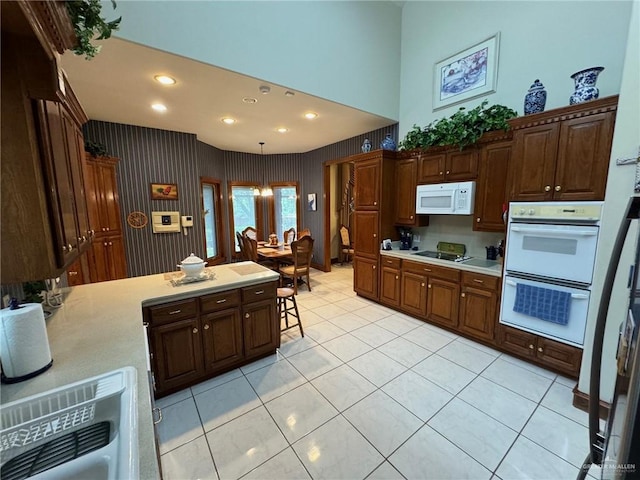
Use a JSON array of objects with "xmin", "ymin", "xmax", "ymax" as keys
[{"xmin": 181, "ymin": 253, "xmax": 205, "ymax": 264}]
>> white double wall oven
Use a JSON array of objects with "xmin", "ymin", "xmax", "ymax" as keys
[{"xmin": 500, "ymin": 202, "xmax": 604, "ymax": 347}]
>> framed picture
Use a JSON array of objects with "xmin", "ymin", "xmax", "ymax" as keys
[
  {"xmin": 150, "ymin": 182, "xmax": 178, "ymax": 200},
  {"xmin": 433, "ymin": 33, "xmax": 500, "ymax": 110},
  {"xmin": 307, "ymin": 193, "xmax": 317, "ymax": 211}
]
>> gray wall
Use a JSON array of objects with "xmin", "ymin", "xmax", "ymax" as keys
[{"xmin": 83, "ymin": 121, "xmax": 397, "ymax": 277}]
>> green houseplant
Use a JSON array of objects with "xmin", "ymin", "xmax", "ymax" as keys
[
  {"xmin": 399, "ymin": 100, "xmax": 518, "ymax": 151},
  {"xmin": 66, "ymin": 0, "xmax": 122, "ymax": 59}
]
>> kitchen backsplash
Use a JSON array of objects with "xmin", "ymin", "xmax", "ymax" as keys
[{"xmin": 411, "ymin": 216, "xmax": 504, "ymax": 258}]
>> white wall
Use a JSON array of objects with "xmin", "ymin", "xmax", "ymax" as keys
[
  {"xmin": 579, "ymin": 0, "xmax": 640, "ymax": 401},
  {"xmin": 399, "ymin": 1, "xmax": 631, "ymax": 139},
  {"xmin": 112, "ymin": 1, "xmax": 402, "ymax": 120}
]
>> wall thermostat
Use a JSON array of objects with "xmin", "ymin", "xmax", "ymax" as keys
[{"xmin": 151, "ymin": 211, "xmax": 180, "ymax": 233}]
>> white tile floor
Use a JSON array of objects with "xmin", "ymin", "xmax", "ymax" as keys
[{"xmin": 156, "ymin": 264, "xmax": 594, "ymax": 480}]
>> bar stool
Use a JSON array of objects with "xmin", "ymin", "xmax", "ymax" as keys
[{"xmin": 277, "ymin": 287, "xmax": 304, "ymax": 337}]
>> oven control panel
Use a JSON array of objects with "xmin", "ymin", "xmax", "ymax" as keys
[{"xmin": 510, "ymin": 202, "xmax": 603, "ymax": 222}]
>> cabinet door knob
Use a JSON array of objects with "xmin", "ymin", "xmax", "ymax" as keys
[
  {"xmin": 461, "ymin": 292, "xmax": 466, "ymax": 297},
  {"xmin": 204, "ymin": 324, "xmax": 210, "ymax": 330},
  {"xmin": 555, "ymin": 185, "xmax": 561, "ymax": 192},
  {"xmin": 373, "ymin": 201, "xmax": 377, "ymax": 206},
  {"xmin": 62, "ymin": 245, "xmax": 68, "ymax": 252},
  {"xmin": 476, "ymin": 218, "xmax": 480, "ymax": 223},
  {"xmin": 544, "ymin": 185, "xmax": 551, "ymax": 192},
  {"xmin": 245, "ymin": 313, "xmax": 250, "ymax": 318},
  {"xmin": 529, "ymin": 344, "xmax": 535, "ymax": 349},
  {"xmin": 410, "ymin": 215, "xmax": 414, "ymax": 219},
  {"xmin": 428, "ymin": 284, "xmax": 432, "ymax": 289},
  {"xmin": 439, "ymin": 171, "xmax": 443, "ymax": 175},
  {"xmin": 421, "ymin": 282, "xmax": 425, "ymax": 287},
  {"xmin": 446, "ymin": 170, "xmax": 450, "ymax": 174},
  {"xmin": 372, "ymin": 265, "xmax": 376, "ymax": 270},
  {"xmin": 68, "ymin": 244, "xmax": 74, "ymax": 251},
  {"xmin": 192, "ymin": 328, "xmax": 198, "ymax": 334},
  {"xmin": 373, "ymin": 233, "xmax": 377, "ymax": 237},
  {"xmin": 537, "ymin": 347, "xmax": 543, "ymax": 352},
  {"xmin": 395, "ymin": 275, "xmax": 399, "ymax": 280},
  {"xmin": 108, "ymin": 242, "xmax": 113, "ymax": 246},
  {"xmin": 106, "ymin": 227, "xmax": 110, "ymax": 231},
  {"xmin": 103, "ymin": 242, "xmax": 108, "ymax": 246}
]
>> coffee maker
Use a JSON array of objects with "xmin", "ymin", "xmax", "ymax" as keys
[{"xmin": 399, "ymin": 227, "xmax": 413, "ymax": 250}]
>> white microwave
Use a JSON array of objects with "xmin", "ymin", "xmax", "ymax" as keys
[{"xmin": 415, "ymin": 181, "xmax": 475, "ymax": 215}]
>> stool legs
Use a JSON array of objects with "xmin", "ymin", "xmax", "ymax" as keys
[{"xmin": 278, "ymin": 294, "xmax": 303, "ymax": 337}]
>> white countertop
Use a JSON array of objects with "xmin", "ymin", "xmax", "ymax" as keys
[
  {"xmin": 0, "ymin": 262, "xmax": 280, "ymax": 480},
  {"xmin": 381, "ymin": 249, "xmax": 504, "ymax": 277}
]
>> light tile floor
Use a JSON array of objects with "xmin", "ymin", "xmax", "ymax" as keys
[{"xmin": 156, "ymin": 264, "xmax": 595, "ymax": 480}]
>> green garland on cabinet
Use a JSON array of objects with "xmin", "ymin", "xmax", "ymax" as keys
[
  {"xmin": 66, "ymin": 0, "xmax": 122, "ymax": 59},
  {"xmin": 399, "ymin": 100, "xmax": 518, "ymax": 151}
]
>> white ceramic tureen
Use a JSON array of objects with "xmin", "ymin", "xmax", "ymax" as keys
[{"xmin": 177, "ymin": 253, "xmax": 207, "ymax": 278}]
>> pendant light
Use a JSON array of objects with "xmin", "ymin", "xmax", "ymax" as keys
[{"xmin": 254, "ymin": 142, "xmax": 273, "ymax": 197}]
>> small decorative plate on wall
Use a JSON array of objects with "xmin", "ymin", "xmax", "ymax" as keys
[{"xmin": 127, "ymin": 211, "xmax": 148, "ymax": 229}]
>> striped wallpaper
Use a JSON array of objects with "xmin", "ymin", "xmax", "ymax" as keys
[{"xmin": 80, "ymin": 121, "xmax": 397, "ymax": 278}]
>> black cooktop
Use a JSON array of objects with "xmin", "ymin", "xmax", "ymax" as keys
[{"xmin": 413, "ymin": 251, "xmax": 468, "ymax": 262}]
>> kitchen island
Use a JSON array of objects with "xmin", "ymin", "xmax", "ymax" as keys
[{"xmin": 0, "ymin": 261, "xmax": 280, "ymax": 480}]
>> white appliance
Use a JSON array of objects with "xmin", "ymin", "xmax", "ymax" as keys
[
  {"xmin": 415, "ymin": 181, "xmax": 475, "ymax": 215},
  {"xmin": 500, "ymin": 201, "xmax": 603, "ymax": 347}
]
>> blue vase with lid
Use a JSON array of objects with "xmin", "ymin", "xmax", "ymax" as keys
[
  {"xmin": 524, "ymin": 79, "xmax": 547, "ymax": 115},
  {"xmin": 361, "ymin": 139, "xmax": 372, "ymax": 153},
  {"xmin": 380, "ymin": 133, "xmax": 396, "ymax": 151}
]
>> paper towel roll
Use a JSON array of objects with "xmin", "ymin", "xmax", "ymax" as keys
[{"xmin": 0, "ymin": 303, "xmax": 53, "ymax": 382}]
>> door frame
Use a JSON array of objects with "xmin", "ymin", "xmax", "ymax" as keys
[{"xmin": 322, "ymin": 157, "xmax": 354, "ymax": 271}]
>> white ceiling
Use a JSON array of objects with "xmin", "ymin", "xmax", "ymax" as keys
[{"xmin": 61, "ymin": 38, "xmax": 396, "ymax": 155}]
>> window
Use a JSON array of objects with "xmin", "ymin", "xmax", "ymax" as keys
[
  {"xmin": 201, "ymin": 177, "xmax": 224, "ymax": 264},
  {"xmin": 229, "ymin": 183, "xmax": 262, "ymax": 253},
  {"xmin": 269, "ymin": 183, "xmax": 300, "ymax": 242}
]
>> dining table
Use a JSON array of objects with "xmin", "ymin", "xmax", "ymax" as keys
[{"xmin": 256, "ymin": 242, "xmax": 293, "ymax": 270}]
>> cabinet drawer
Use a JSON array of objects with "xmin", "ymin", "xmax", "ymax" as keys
[
  {"xmin": 381, "ymin": 256, "xmax": 401, "ymax": 269},
  {"xmin": 403, "ymin": 260, "xmax": 460, "ymax": 281},
  {"xmin": 242, "ymin": 282, "xmax": 276, "ymax": 303},
  {"xmin": 148, "ymin": 298, "xmax": 198, "ymax": 325},
  {"xmin": 200, "ymin": 289, "xmax": 240, "ymax": 313},
  {"xmin": 462, "ymin": 272, "xmax": 500, "ymax": 291}
]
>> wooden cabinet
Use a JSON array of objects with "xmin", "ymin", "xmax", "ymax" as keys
[
  {"xmin": 83, "ymin": 155, "xmax": 127, "ymax": 282},
  {"xmin": 354, "ymin": 256, "xmax": 379, "ymax": 300},
  {"xmin": 380, "ymin": 257, "xmax": 401, "ymax": 308},
  {"xmin": 510, "ymin": 96, "xmax": 617, "ymax": 202},
  {"xmin": 427, "ymin": 276, "xmax": 460, "ymax": 329},
  {"xmin": 394, "ymin": 156, "xmax": 429, "ymax": 227},
  {"xmin": 418, "ymin": 148, "xmax": 478, "ymax": 184},
  {"xmin": 401, "ymin": 260, "xmax": 459, "ymax": 324},
  {"xmin": 498, "ymin": 324, "xmax": 582, "ymax": 376},
  {"xmin": 474, "ymin": 141, "xmax": 511, "ymax": 232},
  {"xmin": 145, "ymin": 281, "xmax": 278, "ymax": 397},
  {"xmin": 400, "ymin": 270, "xmax": 428, "ymax": 318},
  {"xmin": 352, "ymin": 150, "xmax": 397, "ymax": 301},
  {"xmin": 459, "ymin": 272, "xmax": 500, "ymax": 343}
]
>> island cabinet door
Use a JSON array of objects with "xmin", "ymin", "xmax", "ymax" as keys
[
  {"xmin": 400, "ymin": 271, "xmax": 427, "ymax": 318},
  {"xmin": 426, "ymin": 277, "xmax": 459, "ymax": 329},
  {"xmin": 201, "ymin": 309, "xmax": 243, "ymax": 373},
  {"xmin": 151, "ymin": 317, "xmax": 205, "ymax": 394},
  {"xmin": 242, "ymin": 298, "xmax": 278, "ymax": 359}
]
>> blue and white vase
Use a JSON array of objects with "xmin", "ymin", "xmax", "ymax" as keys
[
  {"xmin": 361, "ymin": 138, "xmax": 372, "ymax": 153},
  {"xmin": 380, "ymin": 133, "xmax": 396, "ymax": 151},
  {"xmin": 524, "ymin": 79, "xmax": 547, "ymax": 115},
  {"xmin": 569, "ymin": 66, "xmax": 604, "ymax": 105}
]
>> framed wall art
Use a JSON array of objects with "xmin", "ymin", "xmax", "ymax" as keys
[
  {"xmin": 150, "ymin": 182, "xmax": 178, "ymax": 200},
  {"xmin": 307, "ymin": 193, "xmax": 317, "ymax": 211},
  {"xmin": 433, "ymin": 33, "xmax": 500, "ymax": 110}
]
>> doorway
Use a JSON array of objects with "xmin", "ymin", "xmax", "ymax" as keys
[{"xmin": 322, "ymin": 159, "xmax": 354, "ymax": 270}]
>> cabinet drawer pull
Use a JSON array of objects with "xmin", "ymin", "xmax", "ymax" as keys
[
  {"xmin": 423, "ymin": 268, "xmax": 431, "ymax": 272},
  {"xmin": 473, "ymin": 279, "xmax": 484, "ymax": 284},
  {"xmin": 68, "ymin": 271, "xmax": 78, "ymax": 276},
  {"xmin": 152, "ymin": 406, "xmax": 163, "ymax": 425},
  {"xmin": 544, "ymin": 185, "xmax": 551, "ymax": 192},
  {"xmin": 204, "ymin": 324, "xmax": 210, "ymax": 330},
  {"xmin": 216, "ymin": 299, "xmax": 227, "ymax": 304},
  {"xmin": 529, "ymin": 344, "xmax": 535, "ymax": 349},
  {"xmin": 537, "ymin": 347, "xmax": 543, "ymax": 352},
  {"xmin": 386, "ymin": 260, "xmax": 393, "ymax": 264},
  {"xmin": 168, "ymin": 309, "xmax": 182, "ymax": 315},
  {"xmin": 254, "ymin": 290, "xmax": 264, "ymax": 295},
  {"xmin": 192, "ymin": 328, "xmax": 198, "ymax": 334}
]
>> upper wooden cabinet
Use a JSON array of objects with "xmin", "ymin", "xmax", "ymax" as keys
[
  {"xmin": 354, "ymin": 157, "xmax": 382, "ymax": 210},
  {"xmin": 84, "ymin": 155, "xmax": 123, "ymax": 235},
  {"xmin": 394, "ymin": 156, "xmax": 429, "ymax": 227},
  {"xmin": 509, "ymin": 96, "xmax": 617, "ymax": 202},
  {"xmin": 418, "ymin": 147, "xmax": 478, "ymax": 184},
  {"xmin": 474, "ymin": 141, "xmax": 511, "ymax": 232}
]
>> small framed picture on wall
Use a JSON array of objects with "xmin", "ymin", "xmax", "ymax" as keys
[
  {"xmin": 151, "ymin": 182, "xmax": 178, "ymax": 200},
  {"xmin": 307, "ymin": 193, "xmax": 317, "ymax": 211}
]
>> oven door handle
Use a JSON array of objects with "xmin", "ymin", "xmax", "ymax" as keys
[
  {"xmin": 510, "ymin": 226, "xmax": 598, "ymax": 236},
  {"xmin": 505, "ymin": 279, "xmax": 589, "ymax": 299}
]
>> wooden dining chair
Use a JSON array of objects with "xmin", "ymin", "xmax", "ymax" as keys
[
  {"xmin": 298, "ymin": 228, "xmax": 311, "ymax": 239},
  {"xmin": 278, "ymin": 236, "xmax": 314, "ymax": 294},
  {"xmin": 339, "ymin": 224, "xmax": 354, "ymax": 265},
  {"xmin": 241, "ymin": 226, "xmax": 258, "ymax": 240},
  {"xmin": 244, "ymin": 236, "xmax": 276, "ymax": 269},
  {"xmin": 283, "ymin": 227, "xmax": 296, "ymax": 244}
]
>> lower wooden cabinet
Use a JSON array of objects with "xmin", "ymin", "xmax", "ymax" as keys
[
  {"xmin": 91, "ymin": 235, "xmax": 127, "ymax": 282},
  {"xmin": 354, "ymin": 256, "xmax": 378, "ymax": 300},
  {"xmin": 427, "ymin": 276, "xmax": 460, "ymax": 329},
  {"xmin": 144, "ymin": 281, "xmax": 278, "ymax": 397},
  {"xmin": 459, "ymin": 272, "xmax": 500, "ymax": 343},
  {"xmin": 498, "ymin": 324, "xmax": 582, "ymax": 376},
  {"xmin": 380, "ymin": 257, "xmax": 401, "ymax": 308}
]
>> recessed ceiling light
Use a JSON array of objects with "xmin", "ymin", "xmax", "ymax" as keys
[
  {"xmin": 304, "ymin": 112, "xmax": 318, "ymax": 119},
  {"xmin": 277, "ymin": 127, "xmax": 289, "ymax": 133},
  {"xmin": 284, "ymin": 91, "xmax": 295, "ymax": 97},
  {"xmin": 151, "ymin": 103, "xmax": 167, "ymax": 112},
  {"xmin": 259, "ymin": 85, "xmax": 271, "ymax": 94},
  {"xmin": 154, "ymin": 75, "xmax": 176, "ymax": 85},
  {"xmin": 222, "ymin": 117, "xmax": 236, "ymax": 125},
  {"xmin": 243, "ymin": 97, "xmax": 257, "ymax": 104}
]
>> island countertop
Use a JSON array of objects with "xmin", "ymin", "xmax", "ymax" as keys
[{"xmin": 0, "ymin": 261, "xmax": 280, "ymax": 480}]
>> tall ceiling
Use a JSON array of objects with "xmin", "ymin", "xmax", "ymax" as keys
[{"xmin": 61, "ymin": 38, "xmax": 396, "ymax": 155}]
